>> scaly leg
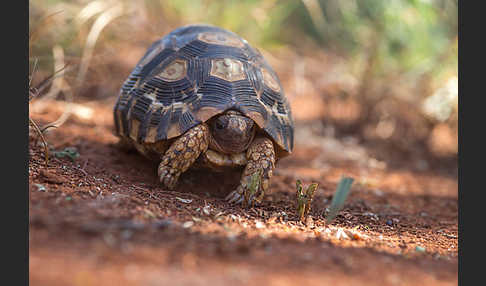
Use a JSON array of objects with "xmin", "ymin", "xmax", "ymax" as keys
[
  {"xmin": 225, "ymin": 137, "xmax": 276, "ymax": 207},
  {"xmin": 158, "ymin": 124, "xmax": 209, "ymax": 189}
]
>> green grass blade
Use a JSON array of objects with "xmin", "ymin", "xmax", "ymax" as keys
[
  {"xmin": 325, "ymin": 176, "xmax": 354, "ymax": 224},
  {"xmin": 244, "ymin": 169, "xmax": 262, "ymax": 206},
  {"xmin": 296, "ymin": 180, "xmax": 303, "ymax": 196}
]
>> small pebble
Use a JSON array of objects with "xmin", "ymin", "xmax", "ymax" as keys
[
  {"xmin": 175, "ymin": 197, "xmax": 192, "ymax": 204},
  {"xmin": 415, "ymin": 246, "xmax": 426, "ymax": 252},
  {"xmin": 255, "ymin": 221, "xmax": 265, "ymax": 229},
  {"xmin": 182, "ymin": 221, "xmax": 194, "ymax": 228},
  {"xmin": 34, "ymin": 184, "xmax": 47, "ymax": 192},
  {"xmin": 336, "ymin": 228, "xmax": 349, "ymax": 240}
]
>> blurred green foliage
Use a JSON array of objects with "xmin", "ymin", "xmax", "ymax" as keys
[
  {"xmin": 30, "ymin": 0, "xmax": 457, "ymax": 76},
  {"xmin": 165, "ymin": 0, "xmax": 457, "ymax": 79},
  {"xmin": 29, "ymin": 0, "xmax": 458, "ymax": 160}
]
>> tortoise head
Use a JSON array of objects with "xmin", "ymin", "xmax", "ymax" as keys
[{"xmin": 208, "ymin": 110, "xmax": 256, "ymax": 154}]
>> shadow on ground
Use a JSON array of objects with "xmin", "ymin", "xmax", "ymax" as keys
[{"xmin": 29, "ymin": 100, "xmax": 457, "ymax": 286}]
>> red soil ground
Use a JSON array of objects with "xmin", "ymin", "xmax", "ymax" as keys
[{"xmin": 29, "ymin": 98, "xmax": 457, "ymax": 286}]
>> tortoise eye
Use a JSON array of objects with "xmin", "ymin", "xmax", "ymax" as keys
[{"xmin": 215, "ymin": 119, "xmax": 226, "ymax": 130}]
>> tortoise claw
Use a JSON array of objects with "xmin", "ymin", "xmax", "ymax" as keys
[
  {"xmin": 225, "ymin": 189, "xmax": 242, "ymax": 204},
  {"xmin": 235, "ymin": 196, "xmax": 244, "ymax": 205},
  {"xmin": 225, "ymin": 186, "xmax": 257, "ymax": 207},
  {"xmin": 158, "ymin": 166, "xmax": 180, "ymax": 190},
  {"xmin": 225, "ymin": 186, "xmax": 249, "ymax": 205}
]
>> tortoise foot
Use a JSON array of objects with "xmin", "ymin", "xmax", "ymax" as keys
[
  {"xmin": 157, "ymin": 124, "xmax": 209, "ymax": 190},
  {"xmin": 226, "ymin": 137, "xmax": 275, "ymax": 207}
]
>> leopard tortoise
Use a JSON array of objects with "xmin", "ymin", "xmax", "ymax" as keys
[{"xmin": 113, "ymin": 24, "xmax": 294, "ymax": 206}]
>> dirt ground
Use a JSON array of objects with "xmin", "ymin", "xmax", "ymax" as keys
[{"xmin": 29, "ymin": 96, "xmax": 458, "ymax": 286}]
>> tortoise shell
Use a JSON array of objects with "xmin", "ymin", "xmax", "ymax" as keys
[{"xmin": 114, "ymin": 24, "xmax": 294, "ymax": 156}]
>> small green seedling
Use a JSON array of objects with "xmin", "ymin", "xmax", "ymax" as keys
[
  {"xmin": 52, "ymin": 147, "xmax": 80, "ymax": 162},
  {"xmin": 244, "ymin": 169, "xmax": 262, "ymax": 207},
  {"xmin": 325, "ymin": 176, "xmax": 354, "ymax": 224},
  {"xmin": 296, "ymin": 180, "xmax": 319, "ymax": 222}
]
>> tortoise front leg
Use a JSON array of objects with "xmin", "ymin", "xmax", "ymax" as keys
[
  {"xmin": 158, "ymin": 124, "xmax": 209, "ymax": 189},
  {"xmin": 225, "ymin": 137, "xmax": 276, "ymax": 207}
]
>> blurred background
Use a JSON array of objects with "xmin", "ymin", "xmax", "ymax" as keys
[{"xmin": 29, "ymin": 0, "xmax": 458, "ymax": 173}]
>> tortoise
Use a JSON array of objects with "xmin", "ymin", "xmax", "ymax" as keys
[{"xmin": 113, "ymin": 24, "xmax": 294, "ymax": 206}]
